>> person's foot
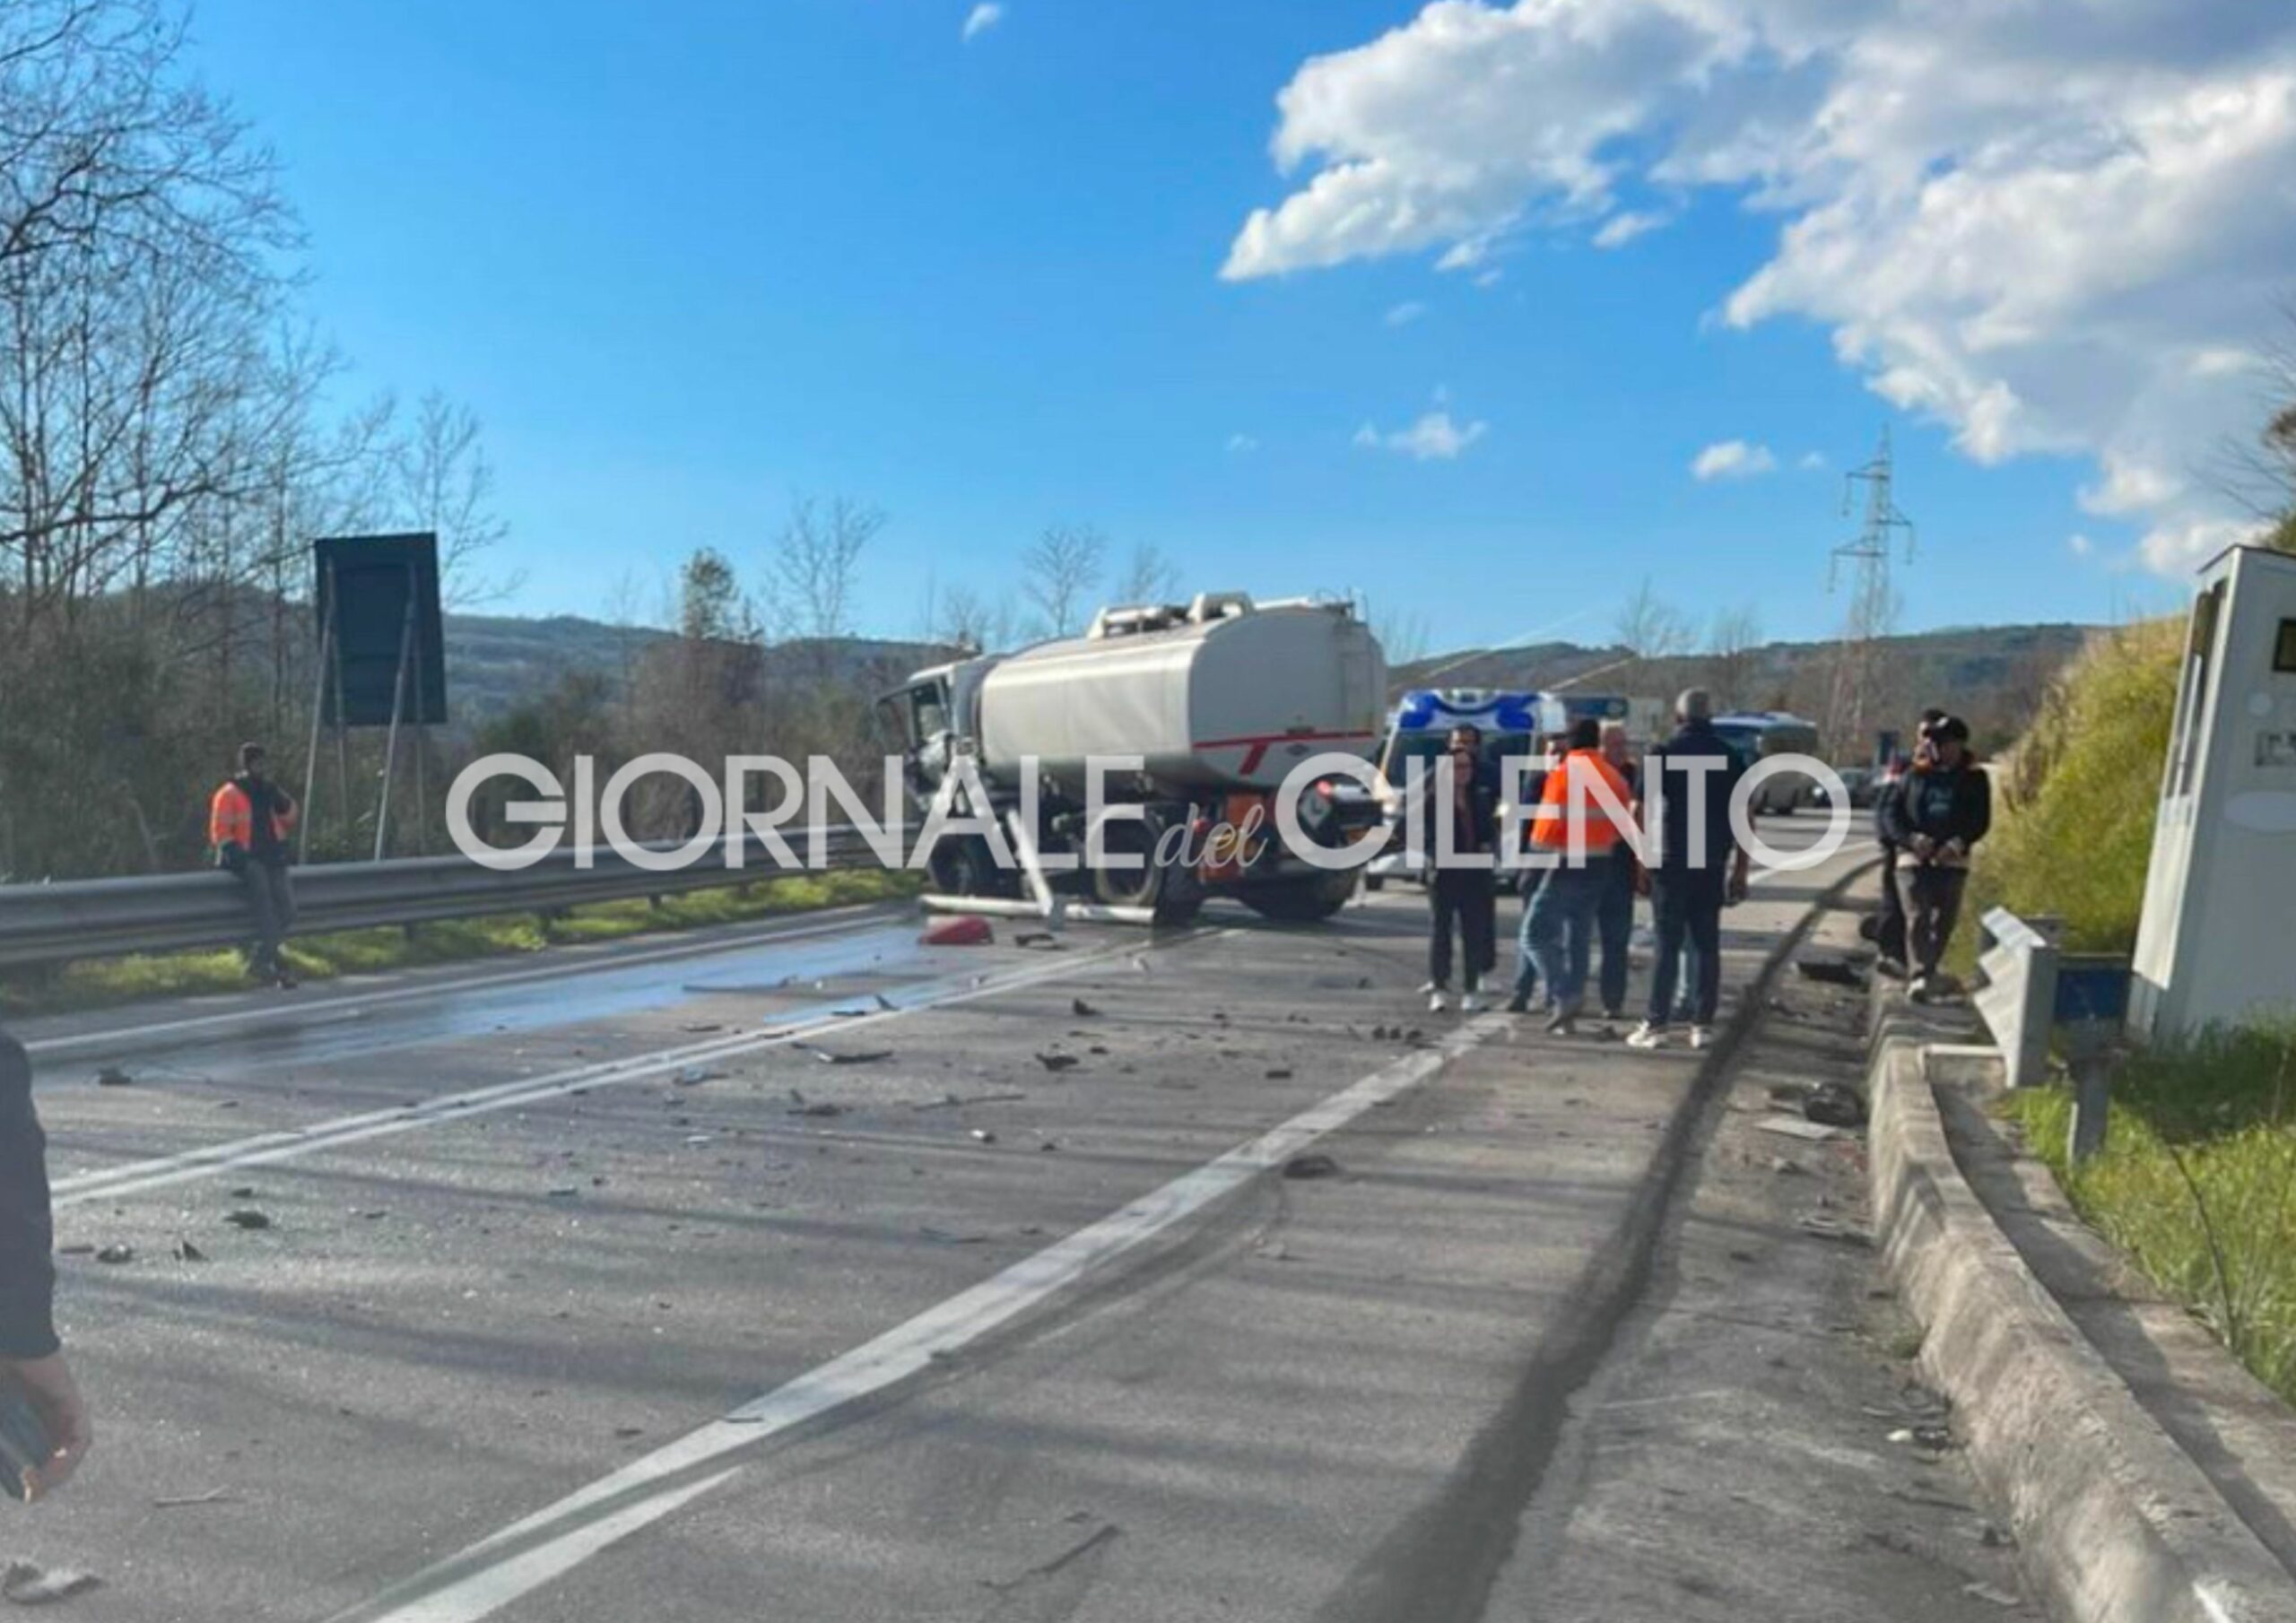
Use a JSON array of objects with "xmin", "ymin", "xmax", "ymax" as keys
[
  {"xmin": 1428, "ymin": 989, "xmax": 1449, "ymax": 1012},
  {"xmin": 1602, "ymin": 1006, "xmax": 1624, "ymax": 1023},
  {"xmin": 1504, "ymin": 992, "xmax": 1530, "ymax": 1015},
  {"xmin": 274, "ymin": 967, "xmax": 300, "ymax": 990},
  {"xmin": 1689, "ymin": 1024, "xmax": 1715, "ymax": 1050},
  {"xmin": 1909, "ymin": 974, "xmax": 1933, "ymax": 1004},
  {"xmin": 1544, "ymin": 1003, "xmax": 1580, "ymax": 1035},
  {"xmin": 1461, "ymin": 991, "xmax": 1484, "ymax": 1014},
  {"xmin": 1625, "ymin": 1020, "xmax": 1668, "ymax": 1050},
  {"xmin": 1874, "ymin": 957, "xmax": 1909, "ymax": 980},
  {"xmin": 1417, "ymin": 981, "xmax": 1439, "ymax": 995}
]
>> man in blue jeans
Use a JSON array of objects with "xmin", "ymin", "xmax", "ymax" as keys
[
  {"xmin": 1595, "ymin": 722, "xmax": 1641, "ymax": 1022},
  {"xmin": 1523, "ymin": 718, "xmax": 1634, "ymax": 1034},
  {"xmin": 1629, "ymin": 689, "xmax": 1749, "ymax": 1052}
]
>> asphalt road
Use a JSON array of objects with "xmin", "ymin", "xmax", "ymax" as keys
[{"xmin": 8, "ymin": 820, "xmax": 1913, "ymax": 1622}]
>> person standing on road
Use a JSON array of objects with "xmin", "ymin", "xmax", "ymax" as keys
[
  {"xmin": 1413, "ymin": 725, "xmax": 1500, "ymax": 1013},
  {"xmin": 1878, "ymin": 714, "xmax": 1990, "ymax": 1001},
  {"xmin": 1523, "ymin": 718, "xmax": 1633, "ymax": 1035},
  {"xmin": 1872, "ymin": 707, "xmax": 1945, "ymax": 977},
  {"xmin": 1503, "ymin": 737, "xmax": 1564, "ymax": 1014},
  {"xmin": 1, "ymin": 1029, "xmax": 93, "ymax": 1501},
  {"xmin": 1596, "ymin": 722, "xmax": 1642, "ymax": 1023},
  {"xmin": 209, "ymin": 743, "xmax": 300, "ymax": 990},
  {"xmin": 1628, "ymin": 690, "xmax": 1750, "ymax": 1052}
]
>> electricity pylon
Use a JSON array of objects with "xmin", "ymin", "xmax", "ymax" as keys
[{"xmin": 1825, "ymin": 427, "xmax": 1916, "ymax": 760}]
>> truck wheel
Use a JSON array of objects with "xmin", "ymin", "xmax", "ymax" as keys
[
  {"xmin": 1086, "ymin": 811, "xmax": 1205, "ymax": 924},
  {"xmin": 926, "ymin": 835, "xmax": 1008, "ymax": 898},
  {"xmin": 1240, "ymin": 869, "xmax": 1360, "ymax": 924}
]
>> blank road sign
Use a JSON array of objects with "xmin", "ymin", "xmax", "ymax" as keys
[{"xmin": 314, "ymin": 534, "xmax": 448, "ymax": 727}]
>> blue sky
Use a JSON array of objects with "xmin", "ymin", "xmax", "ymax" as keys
[{"xmin": 179, "ymin": 0, "xmax": 2257, "ymax": 652}]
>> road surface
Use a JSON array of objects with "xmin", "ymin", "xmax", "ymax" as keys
[{"xmin": 6, "ymin": 820, "xmax": 2022, "ymax": 1621}]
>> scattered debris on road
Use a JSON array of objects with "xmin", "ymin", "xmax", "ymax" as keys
[
  {"xmin": 970, "ymin": 1129, "xmax": 998, "ymax": 1144},
  {"xmin": 1283, "ymin": 1152, "xmax": 1342, "ymax": 1180},
  {"xmin": 797, "ymin": 1045, "xmax": 891, "ymax": 1066},
  {"xmin": 222, "ymin": 1209, "xmax": 273, "ymax": 1230},
  {"xmin": 921, "ymin": 916, "xmax": 994, "ymax": 946},
  {"xmin": 1071, "ymin": 997, "xmax": 1100, "ymax": 1017},
  {"xmin": 674, "ymin": 1066, "xmax": 723, "ymax": 1087},
  {"xmin": 92, "ymin": 1066, "xmax": 133, "ymax": 1088},
  {"xmin": 909, "ymin": 1090, "xmax": 1028, "ymax": 1111},
  {"xmin": 93, "ymin": 1244, "xmax": 135, "ymax": 1265},
  {"xmin": 1796, "ymin": 955, "xmax": 1866, "ymax": 988},
  {"xmin": 2, "ymin": 1560, "xmax": 100, "ymax": 1606},
  {"xmin": 1803, "ymin": 1080, "xmax": 1868, "ymax": 1127},
  {"xmin": 1757, "ymin": 1115, "xmax": 1848, "ymax": 1142},
  {"xmin": 173, "ymin": 1239, "xmax": 207, "ymax": 1263},
  {"xmin": 1035, "ymin": 1052, "xmax": 1080, "ymax": 1072}
]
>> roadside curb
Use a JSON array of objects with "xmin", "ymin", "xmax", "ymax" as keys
[{"xmin": 1866, "ymin": 1014, "xmax": 2296, "ymax": 1623}]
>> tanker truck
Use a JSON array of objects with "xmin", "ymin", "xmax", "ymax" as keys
[{"xmin": 876, "ymin": 592, "xmax": 1387, "ymax": 925}]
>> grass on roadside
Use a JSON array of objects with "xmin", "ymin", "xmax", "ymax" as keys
[
  {"xmin": 2001, "ymin": 1025, "xmax": 2296, "ymax": 1409},
  {"xmin": 0, "ymin": 867, "xmax": 920, "ymax": 1020}
]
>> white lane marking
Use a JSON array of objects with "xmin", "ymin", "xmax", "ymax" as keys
[
  {"xmin": 21, "ymin": 906, "xmax": 903, "ymax": 1060},
  {"xmin": 52, "ymin": 936, "xmax": 1158, "ymax": 1209},
  {"xmin": 326, "ymin": 1014, "xmax": 1503, "ymax": 1623}
]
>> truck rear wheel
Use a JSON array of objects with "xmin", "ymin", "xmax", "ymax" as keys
[
  {"xmin": 1087, "ymin": 812, "xmax": 1205, "ymax": 925},
  {"xmin": 1239, "ymin": 869, "xmax": 1360, "ymax": 924}
]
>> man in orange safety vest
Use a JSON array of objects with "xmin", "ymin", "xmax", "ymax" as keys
[{"xmin": 209, "ymin": 742, "xmax": 300, "ymax": 988}]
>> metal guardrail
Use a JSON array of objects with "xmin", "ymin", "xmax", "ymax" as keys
[
  {"xmin": 0, "ymin": 828, "xmax": 888, "ymax": 971},
  {"xmin": 1975, "ymin": 907, "xmax": 2061, "ymax": 1090},
  {"xmin": 1973, "ymin": 905, "xmax": 2135, "ymax": 1161}
]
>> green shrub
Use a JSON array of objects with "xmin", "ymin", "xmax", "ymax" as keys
[
  {"xmin": 1970, "ymin": 617, "xmax": 2183, "ymax": 951},
  {"xmin": 2005, "ymin": 1026, "xmax": 2296, "ymax": 1407}
]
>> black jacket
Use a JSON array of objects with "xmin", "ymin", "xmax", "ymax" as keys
[
  {"xmin": 0, "ymin": 1031, "xmax": 58, "ymax": 1360},
  {"xmin": 1879, "ymin": 761, "xmax": 1992, "ymax": 855},
  {"xmin": 1402, "ymin": 757, "xmax": 1502, "ymax": 856}
]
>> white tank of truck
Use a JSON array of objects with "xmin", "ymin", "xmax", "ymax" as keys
[{"xmin": 977, "ymin": 593, "xmax": 1385, "ymax": 791}]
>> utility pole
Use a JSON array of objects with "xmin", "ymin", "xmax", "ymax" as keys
[{"xmin": 1825, "ymin": 427, "xmax": 1916, "ymax": 760}]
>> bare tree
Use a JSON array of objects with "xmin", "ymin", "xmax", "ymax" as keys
[
  {"xmin": 1613, "ymin": 577, "xmax": 1692, "ymax": 661},
  {"xmin": 771, "ymin": 493, "xmax": 884, "ymax": 645},
  {"xmin": 1704, "ymin": 604, "xmax": 1765, "ymax": 709},
  {"xmin": 1114, "ymin": 540, "xmax": 1180, "ymax": 605},
  {"xmin": 393, "ymin": 389, "xmax": 517, "ymax": 605},
  {"xmin": 1371, "ymin": 604, "xmax": 1431, "ymax": 667},
  {"xmin": 1022, "ymin": 524, "xmax": 1106, "ymax": 637}
]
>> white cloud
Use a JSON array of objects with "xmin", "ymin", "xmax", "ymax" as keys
[
  {"xmin": 1226, "ymin": 0, "xmax": 2296, "ymax": 576},
  {"xmin": 1227, "ymin": 432, "xmax": 1260, "ymax": 454},
  {"xmin": 1385, "ymin": 299, "xmax": 1428, "ymax": 326},
  {"xmin": 961, "ymin": 4, "xmax": 1003, "ymax": 42},
  {"xmin": 1474, "ymin": 268, "xmax": 1505, "ymax": 289},
  {"xmin": 2068, "ymin": 532, "xmax": 2094, "ymax": 558},
  {"xmin": 1357, "ymin": 410, "xmax": 1489, "ymax": 461},
  {"xmin": 1692, "ymin": 439, "xmax": 1778, "ymax": 481},
  {"xmin": 1798, "ymin": 451, "xmax": 1828, "ymax": 471},
  {"xmin": 1593, "ymin": 210, "xmax": 1670, "ymax": 249}
]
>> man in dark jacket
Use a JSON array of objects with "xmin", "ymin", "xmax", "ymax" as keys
[
  {"xmin": 1878, "ymin": 714, "xmax": 1991, "ymax": 998},
  {"xmin": 1, "ymin": 1030, "xmax": 91, "ymax": 1499},
  {"xmin": 1627, "ymin": 690, "xmax": 1749, "ymax": 1051},
  {"xmin": 1412, "ymin": 725, "xmax": 1501, "ymax": 1012},
  {"xmin": 1872, "ymin": 707, "xmax": 1946, "ymax": 976}
]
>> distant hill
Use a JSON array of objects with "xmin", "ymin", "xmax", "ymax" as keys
[
  {"xmin": 441, "ymin": 614, "xmax": 949, "ymax": 723},
  {"xmin": 439, "ymin": 611, "xmax": 2100, "ymax": 754},
  {"xmin": 1393, "ymin": 622, "xmax": 2101, "ymax": 754}
]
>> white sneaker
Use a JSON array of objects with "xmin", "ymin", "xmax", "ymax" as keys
[
  {"xmin": 1417, "ymin": 981, "xmax": 1439, "ymax": 994},
  {"xmin": 1689, "ymin": 1025, "xmax": 1715, "ymax": 1051},
  {"xmin": 1461, "ymin": 992, "xmax": 1484, "ymax": 1014},
  {"xmin": 1625, "ymin": 1021, "xmax": 1667, "ymax": 1050},
  {"xmin": 1428, "ymin": 990, "xmax": 1449, "ymax": 1012}
]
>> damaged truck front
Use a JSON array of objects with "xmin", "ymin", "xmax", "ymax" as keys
[{"xmin": 878, "ymin": 593, "xmax": 1387, "ymax": 925}]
